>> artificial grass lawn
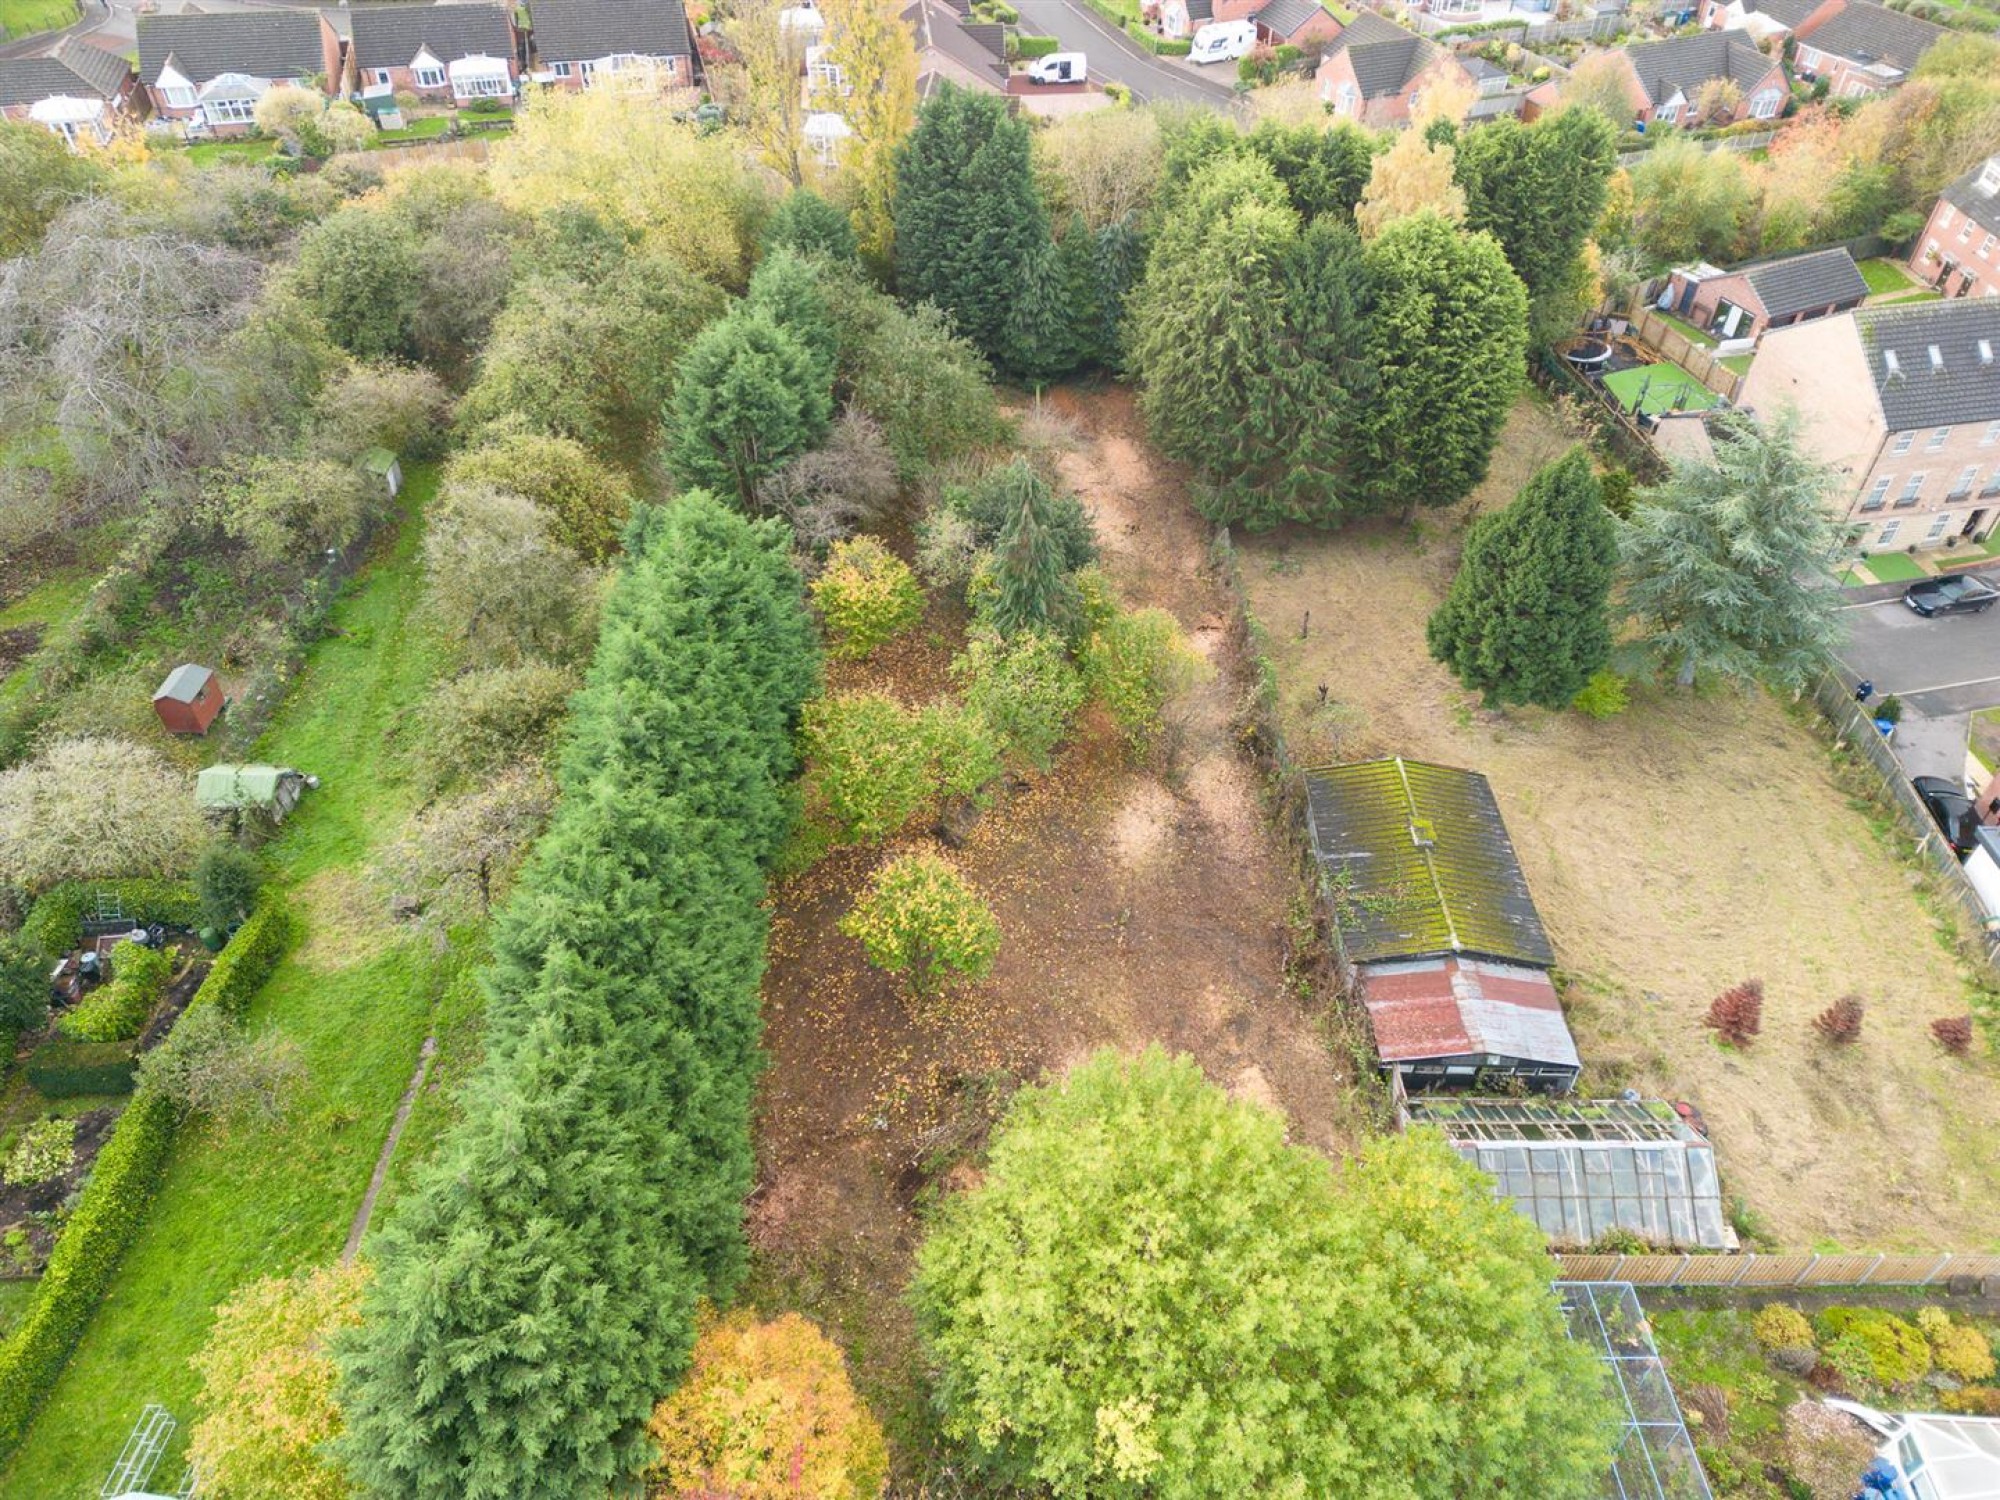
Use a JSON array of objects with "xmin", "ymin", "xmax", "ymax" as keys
[
  {"xmin": 0, "ymin": 473, "xmax": 454, "ymax": 1496},
  {"xmin": 1863, "ymin": 550, "xmax": 1927, "ymax": 583},
  {"xmin": 0, "ymin": 0, "xmax": 74, "ymax": 39},
  {"xmin": 1603, "ymin": 362, "xmax": 1722, "ymax": 417},
  {"xmin": 1859, "ymin": 257, "xmax": 1920, "ymax": 295}
]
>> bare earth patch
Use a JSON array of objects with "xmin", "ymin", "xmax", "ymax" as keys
[
  {"xmin": 1237, "ymin": 396, "xmax": 2000, "ymax": 1252},
  {"xmin": 753, "ymin": 388, "xmax": 1366, "ymax": 1472}
]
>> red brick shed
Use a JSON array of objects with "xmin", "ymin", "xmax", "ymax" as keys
[{"xmin": 153, "ymin": 663, "xmax": 222, "ymax": 735}]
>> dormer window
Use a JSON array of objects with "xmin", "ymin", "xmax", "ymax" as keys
[
  {"xmin": 1980, "ymin": 156, "xmax": 2000, "ymax": 194},
  {"xmin": 1884, "ymin": 350, "xmax": 1902, "ymax": 378}
]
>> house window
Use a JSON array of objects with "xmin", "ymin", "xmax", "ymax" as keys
[
  {"xmin": 1749, "ymin": 88, "xmax": 1779, "ymax": 118},
  {"xmin": 1953, "ymin": 465, "xmax": 1979, "ymax": 497},
  {"xmin": 1938, "ymin": 205, "xmax": 1954, "ymax": 230},
  {"xmin": 1929, "ymin": 512, "xmax": 1955, "ymax": 541},
  {"xmin": 1407, "ymin": 88, "xmax": 1423, "ymax": 113},
  {"xmin": 375, "ymin": 68, "xmax": 392, "ymax": 85},
  {"xmin": 1893, "ymin": 431, "xmax": 1915, "ymax": 455},
  {"xmin": 1859, "ymin": 476, "xmax": 1892, "ymax": 511},
  {"xmin": 1928, "ymin": 425, "xmax": 1951, "ymax": 451},
  {"xmin": 1961, "ymin": 221, "xmax": 1975, "ymax": 244},
  {"xmin": 1878, "ymin": 519, "xmax": 1901, "ymax": 546},
  {"xmin": 163, "ymin": 84, "xmax": 195, "ymax": 108},
  {"xmin": 1656, "ymin": 102, "xmax": 1679, "ymax": 123},
  {"xmin": 1982, "ymin": 235, "xmax": 1997, "ymax": 260},
  {"xmin": 1897, "ymin": 473, "xmax": 1926, "ymax": 506},
  {"xmin": 808, "ymin": 57, "xmax": 844, "ymax": 92},
  {"xmin": 1986, "ymin": 463, "xmax": 2000, "ymax": 495},
  {"xmin": 459, "ymin": 72, "xmax": 510, "ymax": 97},
  {"xmin": 580, "ymin": 59, "xmax": 596, "ymax": 78},
  {"xmin": 414, "ymin": 64, "xmax": 446, "ymax": 88},
  {"xmin": 205, "ymin": 95, "xmax": 257, "ymax": 123},
  {"xmin": 1337, "ymin": 82, "xmax": 1356, "ymax": 114},
  {"xmin": 1985, "ymin": 420, "xmax": 2000, "ymax": 446},
  {"xmin": 552, "ymin": 60, "xmax": 573, "ymax": 76}
]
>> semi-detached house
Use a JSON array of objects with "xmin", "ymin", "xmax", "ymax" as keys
[
  {"xmin": 527, "ymin": 0, "xmax": 696, "ymax": 89},
  {"xmin": 1592, "ymin": 29, "xmax": 1787, "ymax": 127},
  {"xmin": 137, "ymin": 10, "xmax": 335, "ymax": 136},
  {"xmin": 341, "ymin": 3, "xmax": 519, "ymax": 105},
  {"xmin": 0, "ymin": 39, "xmax": 137, "ymax": 148},
  {"xmin": 1911, "ymin": 155, "xmax": 2000, "ymax": 302},
  {"xmin": 1740, "ymin": 299, "xmax": 2000, "ymax": 554}
]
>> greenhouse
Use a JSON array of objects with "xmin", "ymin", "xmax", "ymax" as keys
[{"xmin": 1558, "ymin": 1281, "xmax": 1714, "ymax": 1500}]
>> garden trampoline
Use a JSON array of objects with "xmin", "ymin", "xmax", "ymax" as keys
[{"xmin": 1602, "ymin": 364, "xmax": 1722, "ymax": 418}]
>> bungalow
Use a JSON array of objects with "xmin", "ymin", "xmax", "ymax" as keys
[
  {"xmin": 1662, "ymin": 247, "xmax": 1869, "ymax": 340},
  {"xmin": 1696, "ymin": 0, "xmax": 1839, "ymax": 42},
  {"xmin": 136, "ymin": 11, "xmax": 336, "ymax": 136},
  {"xmin": 1738, "ymin": 297, "xmax": 2000, "ymax": 553},
  {"xmin": 342, "ymin": 3, "xmax": 518, "ymax": 105},
  {"xmin": 1314, "ymin": 13, "xmax": 1475, "ymax": 127},
  {"xmin": 902, "ymin": 0, "xmax": 1007, "ymax": 98},
  {"xmin": 1251, "ymin": 0, "xmax": 1343, "ymax": 50},
  {"xmin": 1793, "ymin": 0, "xmax": 1943, "ymax": 95},
  {"xmin": 1303, "ymin": 757, "xmax": 1581, "ymax": 1094},
  {"xmin": 1592, "ymin": 29, "xmax": 1787, "ymax": 126},
  {"xmin": 0, "ymin": 39, "xmax": 137, "ymax": 148},
  {"xmin": 1910, "ymin": 155, "xmax": 2000, "ymax": 302},
  {"xmin": 526, "ymin": 0, "xmax": 696, "ymax": 89}
]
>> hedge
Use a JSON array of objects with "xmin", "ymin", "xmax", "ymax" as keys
[
  {"xmin": 1125, "ymin": 22, "xmax": 1192, "ymax": 52},
  {"xmin": 20, "ymin": 880, "xmax": 202, "ymax": 959},
  {"xmin": 1017, "ymin": 32, "xmax": 1062, "ymax": 56},
  {"xmin": 0, "ymin": 897, "xmax": 292, "ymax": 1463},
  {"xmin": 58, "ymin": 944, "xmax": 172, "ymax": 1043},
  {"xmin": 25, "ymin": 1041, "xmax": 138, "ymax": 1098}
]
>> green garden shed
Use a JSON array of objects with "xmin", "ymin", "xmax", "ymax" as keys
[{"xmin": 196, "ymin": 764, "xmax": 312, "ymax": 823}]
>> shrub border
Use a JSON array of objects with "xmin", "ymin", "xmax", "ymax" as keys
[{"xmin": 0, "ymin": 898, "xmax": 292, "ymax": 1459}]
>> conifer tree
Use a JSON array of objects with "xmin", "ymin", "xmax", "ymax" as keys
[
  {"xmin": 1003, "ymin": 232, "xmax": 1079, "ymax": 385},
  {"xmin": 747, "ymin": 247, "xmax": 839, "ymax": 387},
  {"xmin": 1351, "ymin": 212, "xmax": 1528, "ymax": 516},
  {"xmin": 1092, "ymin": 216, "xmax": 1144, "ymax": 372},
  {"xmin": 1052, "ymin": 213, "xmax": 1106, "ymax": 370},
  {"xmin": 985, "ymin": 461, "xmax": 1080, "ymax": 639},
  {"xmin": 1427, "ymin": 448, "xmax": 1617, "ymax": 709},
  {"xmin": 338, "ymin": 495, "xmax": 818, "ymax": 1499},
  {"xmin": 762, "ymin": 186, "xmax": 859, "ymax": 262},
  {"xmin": 666, "ymin": 307, "xmax": 832, "ymax": 509},
  {"xmin": 892, "ymin": 83, "xmax": 1047, "ymax": 362}
]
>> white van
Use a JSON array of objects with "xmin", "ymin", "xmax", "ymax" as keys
[
  {"xmin": 1189, "ymin": 19, "xmax": 1256, "ymax": 63},
  {"xmin": 1027, "ymin": 52, "xmax": 1087, "ymax": 83}
]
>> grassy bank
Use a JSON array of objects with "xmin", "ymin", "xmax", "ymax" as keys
[{"xmin": 0, "ymin": 475, "xmax": 454, "ymax": 1495}]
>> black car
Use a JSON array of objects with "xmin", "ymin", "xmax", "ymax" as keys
[
  {"xmin": 1914, "ymin": 775, "xmax": 1980, "ymax": 857},
  {"xmin": 1904, "ymin": 575, "xmax": 2000, "ymax": 617}
]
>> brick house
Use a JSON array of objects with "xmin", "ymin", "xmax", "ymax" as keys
[
  {"xmin": 1589, "ymin": 30, "xmax": 1787, "ymax": 127},
  {"xmin": 1251, "ymin": 0, "xmax": 1343, "ymax": 50},
  {"xmin": 136, "ymin": 11, "xmax": 335, "ymax": 136},
  {"xmin": 1662, "ymin": 247, "xmax": 1869, "ymax": 340},
  {"xmin": 1911, "ymin": 157, "xmax": 2000, "ymax": 301},
  {"xmin": 527, "ymin": 0, "xmax": 696, "ymax": 89},
  {"xmin": 1697, "ymin": 0, "xmax": 1839, "ymax": 43},
  {"xmin": 1739, "ymin": 299, "xmax": 2000, "ymax": 554},
  {"xmin": 342, "ymin": 3, "xmax": 519, "ymax": 105},
  {"xmin": 0, "ymin": 39, "xmax": 137, "ymax": 148},
  {"xmin": 1792, "ymin": 0, "xmax": 1942, "ymax": 95},
  {"xmin": 902, "ymin": 0, "xmax": 1006, "ymax": 97},
  {"xmin": 1314, "ymin": 13, "xmax": 1474, "ymax": 127}
]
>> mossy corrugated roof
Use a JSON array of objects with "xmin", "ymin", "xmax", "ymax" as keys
[{"xmin": 1302, "ymin": 757, "xmax": 1554, "ymax": 968}]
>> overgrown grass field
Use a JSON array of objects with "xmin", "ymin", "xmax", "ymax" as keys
[
  {"xmin": 0, "ymin": 475, "xmax": 460, "ymax": 1494},
  {"xmin": 0, "ymin": 0, "xmax": 75, "ymax": 41}
]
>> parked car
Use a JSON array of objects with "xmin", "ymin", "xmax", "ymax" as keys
[
  {"xmin": 1189, "ymin": 19, "xmax": 1256, "ymax": 62},
  {"xmin": 1027, "ymin": 52, "xmax": 1086, "ymax": 84},
  {"xmin": 1904, "ymin": 574, "xmax": 1999, "ymax": 617},
  {"xmin": 1913, "ymin": 775, "xmax": 1980, "ymax": 857}
]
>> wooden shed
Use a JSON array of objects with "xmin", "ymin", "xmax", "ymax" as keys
[{"xmin": 152, "ymin": 664, "xmax": 222, "ymax": 736}]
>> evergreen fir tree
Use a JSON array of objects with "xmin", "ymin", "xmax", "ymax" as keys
[
  {"xmin": 1455, "ymin": 110, "xmax": 1618, "ymax": 326},
  {"xmin": 1426, "ymin": 447, "xmax": 1617, "ymax": 709},
  {"xmin": 1003, "ymin": 231, "xmax": 1078, "ymax": 385},
  {"xmin": 762, "ymin": 187, "xmax": 859, "ymax": 263},
  {"xmin": 892, "ymin": 83, "xmax": 1047, "ymax": 362},
  {"xmin": 747, "ymin": 247, "xmax": 839, "ymax": 388},
  {"xmin": 666, "ymin": 307, "xmax": 832, "ymax": 509},
  {"xmin": 1092, "ymin": 216, "xmax": 1144, "ymax": 374},
  {"xmin": 985, "ymin": 460, "xmax": 1079, "ymax": 639},
  {"xmin": 1052, "ymin": 213, "xmax": 1106, "ymax": 371}
]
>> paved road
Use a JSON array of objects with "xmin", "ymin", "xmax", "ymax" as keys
[
  {"xmin": 1837, "ymin": 595, "xmax": 2000, "ymax": 715},
  {"xmin": 1012, "ymin": 0, "xmax": 1236, "ymax": 106}
]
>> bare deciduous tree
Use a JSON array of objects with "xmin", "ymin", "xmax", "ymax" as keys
[
  {"xmin": 756, "ymin": 408, "xmax": 899, "ymax": 553},
  {"xmin": 374, "ymin": 768, "xmax": 555, "ymax": 924},
  {"xmin": 0, "ymin": 736, "xmax": 210, "ymax": 893}
]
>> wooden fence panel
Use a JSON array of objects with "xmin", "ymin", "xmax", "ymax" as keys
[{"xmin": 1553, "ymin": 1250, "xmax": 2000, "ymax": 1287}]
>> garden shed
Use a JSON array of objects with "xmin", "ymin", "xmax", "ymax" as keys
[
  {"xmin": 363, "ymin": 447, "xmax": 402, "ymax": 497},
  {"xmin": 1405, "ymin": 1097, "xmax": 1734, "ymax": 1250},
  {"xmin": 1304, "ymin": 758, "xmax": 1580, "ymax": 1092},
  {"xmin": 151, "ymin": 663, "xmax": 222, "ymax": 736},
  {"xmin": 195, "ymin": 763, "xmax": 310, "ymax": 822}
]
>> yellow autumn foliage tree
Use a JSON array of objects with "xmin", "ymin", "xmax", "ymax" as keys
[
  {"xmin": 818, "ymin": 0, "xmax": 919, "ymax": 264},
  {"xmin": 487, "ymin": 82, "xmax": 763, "ymax": 287},
  {"xmin": 188, "ymin": 1260, "xmax": 369, "ymax": 1500},
  {"xmin": 1355, "ymin": 126, "xmax": 1466, "ymax": 240},
  {"xmin": 646, "ymin": 1309, "xmax": 888, "ymax": 1500}
]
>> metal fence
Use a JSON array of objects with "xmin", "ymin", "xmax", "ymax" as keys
[
  {"xmin": 1617, "ymin": 128, "xmax": 1780, "ymax": 165},
  {"xmin": 1555, "ymin": 1251, "xmax": 2000, "ymax": 1286},
  {"xmin": 1807, "ymin": 671, "xmax": 2000, "ymax": 968}
]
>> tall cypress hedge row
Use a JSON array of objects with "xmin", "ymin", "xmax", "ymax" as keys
[{"xmin": 336, "ymin": 493, "xmax": 819, "ymax": 1498}]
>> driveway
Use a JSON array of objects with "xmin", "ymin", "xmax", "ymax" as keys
[
  {"xmin": 1011, "ymin": 0, "xmax": 1237, "ymax": 106},
  {"xmin": 1837, "ymin": 595, "xmax": 2000, "ymax": 715}
]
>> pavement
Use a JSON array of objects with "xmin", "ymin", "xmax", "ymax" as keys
[
  {"xmin": 1837, "ymin": 594, "xmax": 2000, "ymax": 716},
  {"xmin": 1011, "ymin": 0, "xmax": 1236, "ymax": 105}
]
